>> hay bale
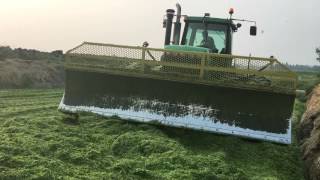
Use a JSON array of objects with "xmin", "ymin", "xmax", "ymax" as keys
[{"xmin": 299, "ymin": 84, "xmax": 320, "ymax": 180}]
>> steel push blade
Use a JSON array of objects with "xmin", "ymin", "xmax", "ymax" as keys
[{"xmin": 59, "ymin": 70, "xmax": 295, "ymax": 144}]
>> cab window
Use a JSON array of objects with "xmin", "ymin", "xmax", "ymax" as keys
[{"xmin": 185, "ymin": 23, "xmax": 227, "ymax": 53}]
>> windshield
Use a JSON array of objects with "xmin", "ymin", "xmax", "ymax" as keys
[{"xmin": 185, "ymin": 23, "xmax": 228, "ymax": 53}]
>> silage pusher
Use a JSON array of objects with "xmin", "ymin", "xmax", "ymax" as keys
[{"xmin": 59, "ymin": 4, "xmax": 297, "ymax": 144}]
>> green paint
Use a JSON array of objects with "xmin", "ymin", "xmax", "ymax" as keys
[
  {"xmin": 186, "ymin": 16, "xmax": 232, "ymax": 25},
  {"xmin": 164, "ymin": 45, "xmax": 210, "ymax": 53}
]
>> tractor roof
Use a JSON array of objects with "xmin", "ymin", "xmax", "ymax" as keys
[{"xmin": 185, "ymin": 16, "xmax": 231, "ymax": 24}]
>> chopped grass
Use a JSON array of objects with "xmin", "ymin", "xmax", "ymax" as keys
[{"xmin": 0, "ymin": 89, "xmax": 304, "ymax": 179}]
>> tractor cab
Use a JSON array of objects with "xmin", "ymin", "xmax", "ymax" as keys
[
  {"xmin": 163, "ymin": 5, "xmax": 257, "ymax": 54},
  {"xmin": 180, "ymin": 16, "xmax": 235, "ymax": 54}
]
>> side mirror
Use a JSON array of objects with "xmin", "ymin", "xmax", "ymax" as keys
[
  {"xmin": 250, "ymin": 26, "xmax": 257, "ymax": 36},
  {"xmin": 236, "ymin": 23, "xmax": 242, "ymax": 28}
]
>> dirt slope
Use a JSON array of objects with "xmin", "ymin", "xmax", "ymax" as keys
[{"xmin": 299, "ymin": 84, "xmax": 320, "ymax": 180}]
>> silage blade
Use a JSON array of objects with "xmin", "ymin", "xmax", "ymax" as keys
[{"xmin": 59, "ymin": 70, "xmax": 295, "ymax": 144}]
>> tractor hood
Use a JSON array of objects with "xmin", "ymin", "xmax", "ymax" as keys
[{"xmin": 164, "ymin": 45, "xmax": 210, "ymax": 53}]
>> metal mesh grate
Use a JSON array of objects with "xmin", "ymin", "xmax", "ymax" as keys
[{"xmin": 65, "ymin": 42, "xmax": 297, "ymax": 94}]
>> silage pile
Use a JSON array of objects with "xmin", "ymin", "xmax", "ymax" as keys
[
  {"xmin": 0, "ymin": 59, "xmax": 64, "ymax": 89},
  {"xmin": 299, "ymin": 84, "xmax": 320, "ymax": 180}
]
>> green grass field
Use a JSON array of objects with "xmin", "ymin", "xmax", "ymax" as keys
[{"xmin": 0, "ymin": 89, "xmax": 305, "ymax": 179}]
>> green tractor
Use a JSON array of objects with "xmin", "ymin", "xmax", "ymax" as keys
[
  {"xmin": 163, "ymin": 5, "xmax": 256, "ymax": 54},
  {"xmin": 160, "ymin": 5, "xmax": 258, "ymax": 76},
  {"xmin": 59, "ymin": 4, "xmax": 297, "ymax": 144}
]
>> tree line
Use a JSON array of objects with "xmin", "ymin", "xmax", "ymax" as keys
[
  {"xmin": 0, "ymin": 46, "xmax": 63, "ymax": 61},
  {"xmin": 286, "ymin": 64, "xmax": 320, "ymax": 72}
]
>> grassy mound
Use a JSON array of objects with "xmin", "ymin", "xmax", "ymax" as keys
[
  {"xmin": 0, "ymin": 59, "xmax": 63, "ymax": 89},
  {"xmin": 0, "ymin": 89, "xmax": 304, "ymax": 179}
]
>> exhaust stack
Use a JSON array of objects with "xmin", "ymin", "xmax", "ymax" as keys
[
  {"xmin": 173, "ymin": 3, "xmax": 182, "ymax": 45},
  {"xmin": 164, "ymin": 9, "xmax": 175, "ymax": 45}
]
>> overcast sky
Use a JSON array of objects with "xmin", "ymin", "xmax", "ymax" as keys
[{"xmin": 0, "ymin": 0, "xmax": 319, "ymax": 65}]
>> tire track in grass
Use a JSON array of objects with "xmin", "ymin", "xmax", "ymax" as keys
[
  {"xmin": 0, "ymin": 98, "xmax": 59, "ymax": 109},
  {"xmin": 0, "ymin": 93, "xmax": 62, "ymax": 100},
  {"xmin": 0, "ymin": 103, "xmax": 58, "ymax": 115},
  {"xmin": 1, "ymin": 96, "xmax": 59, "ymax": 104},
  {"xmin": 1, "ymin": 94, "xmax": 60, "ymax": 102},
  {"xmin": 0, "ymin": 90, "xmax": 62, "ymax": 110},
  {"xmin": 0, "ymin": 105, "xmax": 58, "ymax": 118},
  {"xmin": 0, "ymin": 89, "xmax": 62, "ymax": 98},
  {"xmin": 0, "ymin": 95, "xmax": 60, "ymax": 115},
  {"xmin": 0, "ymin": 88, "xmax": 62, "ymax": 94},
  {"xmin": 0, "ymin": 89, "xmax": 60, "ymax": 95},
  {"xmin": 0, "ymin": 90, "xmax": 62, "ymax": 115}
]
